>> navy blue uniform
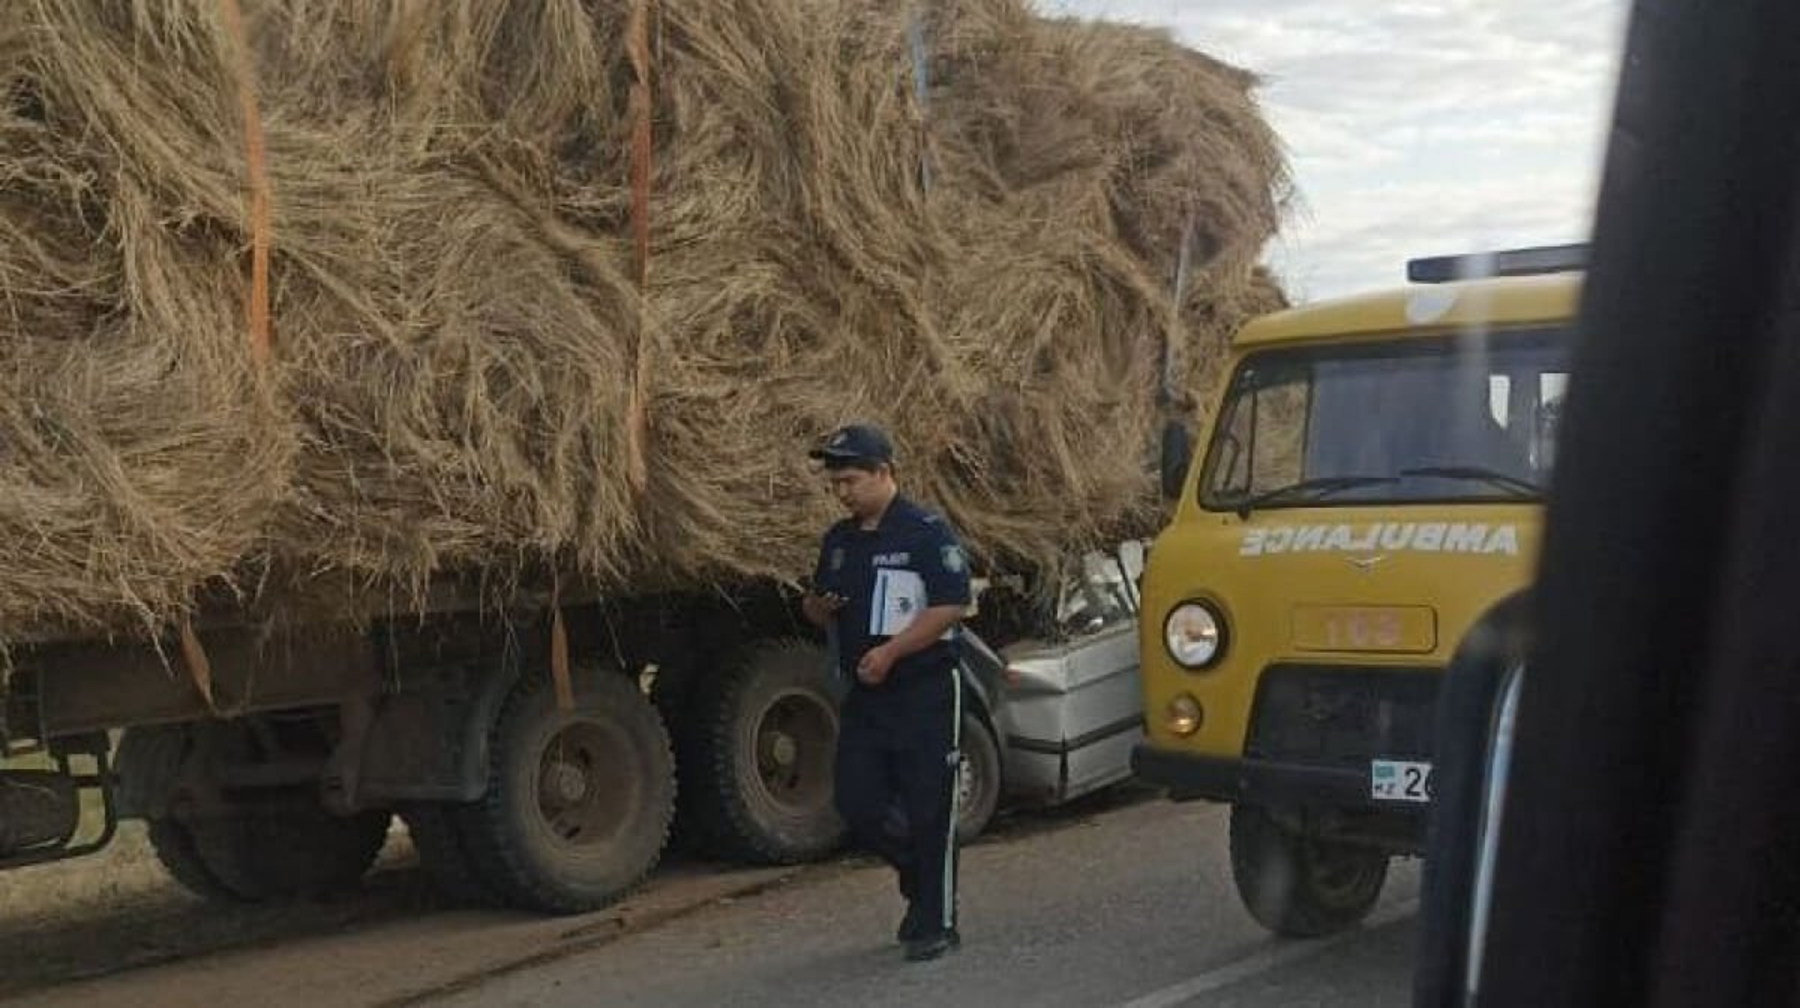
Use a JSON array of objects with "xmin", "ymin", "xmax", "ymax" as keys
[{"xmin": 813, "ymin": 496, "xmax": 972, "ymax": 939}]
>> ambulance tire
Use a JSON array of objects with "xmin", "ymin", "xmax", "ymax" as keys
[{"xmin": 1230, "ymin": 804, "xmax": 1388, "ymax": 938}]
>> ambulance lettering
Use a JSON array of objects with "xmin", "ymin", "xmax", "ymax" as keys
[{"xmin": 1238, "ymin": 523, "xmax": 1522, "ymax": 558}]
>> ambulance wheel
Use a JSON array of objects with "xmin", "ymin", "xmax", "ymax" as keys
[
  {"xmin": 1229, "ymin": 804, "xmax": 1388, "ymax": 937},
  {"xmin": 684, "ymin": 639, "xmax": 846, "ymax": 864}
]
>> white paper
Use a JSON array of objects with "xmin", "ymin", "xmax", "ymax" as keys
[{"xmin": 870, "ymin": 568, "xmax": 927, "ymax": 637}]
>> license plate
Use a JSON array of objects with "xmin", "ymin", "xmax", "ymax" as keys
[
  {"xmin": 1292, "ymin": 606, "xmax": 1437, "ymax": 654},
  {"xmin": 1371, "ymin": 759, "xmax": 1433, "ymax": 802}
]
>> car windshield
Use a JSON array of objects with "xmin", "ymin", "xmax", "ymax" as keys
[{"xmin": 1200, "ymin": 328, "xmax": 1572, "ymax": 510}]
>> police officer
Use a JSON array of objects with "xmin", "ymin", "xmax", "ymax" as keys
[{"xmin": 802, "ymin": 423, "xmax": 971, "ymax": 962}]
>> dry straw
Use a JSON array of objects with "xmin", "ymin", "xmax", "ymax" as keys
[{"xmin": 0, "ymin": 0, "xmax": 1288, "ymax": 641}]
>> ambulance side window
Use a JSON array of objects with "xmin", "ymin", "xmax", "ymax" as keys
[
  {"xmin": 1255, "ymin": 382, "xmax": 1309, "ymax": 493},
  {"xmin": 1536, "ymin": 373, "xmax": 1569, "ymax": 473},
  {"xmin": 1209, "ymin": 390, "xmax": 1254, "ymax": 497},
  {"xmin": 1489, "ymin": 366, "xmax": 1571, "ymax": 479},
  {"xmin": 1206, "ymin": 367, "xmax": 1311, "ymax": 498}
]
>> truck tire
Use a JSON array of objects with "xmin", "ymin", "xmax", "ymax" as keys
[
  {"xmin": 956, "ymin": 711, "xmax": 1002, "ymax": 843},
  {"xmin": 1229, "ymin": 804, "xmax": 1387, "ymax": 938},
  {"xmin": 146, "ymin": 817, "xmax": 243, "ymax": 903},
  {"xmin": 454, "ymin": 667, "xmax": 675, "ymax": 915},
  {"xmin": 400, "ymin": 802, "xmax": 497, "ymax": 906},
  {"xmin": 187, "ymin": 802, "xmax": 392, "ymax": 901},
  {"xmin": 115, "ymin": 724, "xmax": 188, "ymax": 821},
  {"xmin": 683, "ymin": 639, "xmax": 846, "ymax": 864}
]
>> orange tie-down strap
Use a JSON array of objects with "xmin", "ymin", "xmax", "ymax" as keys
[
  {"xmin": 178, "ymin": 617, "xmax": 218, "ymax": 713},
  {"xmin": 176, "ymin": 0, "xmax": 273, "ymax": 714},
  {"xmin": 550, "ymin": 585, "xmax": 575, "ymax": 713},
  {"xmin": 625, "ymin": 0, "xmax": 654, "ymax": 494},
  {"xmin": 216, "ymin": 0, "xmax": 272, "ymax": 368}
]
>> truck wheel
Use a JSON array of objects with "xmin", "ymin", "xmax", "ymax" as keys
[
  {"xmin": 187, "ymin": 802, "xmax": 392, "ymax": 901},
  {"xmin": 123, "ymin": 723, "xmax": 388, "ymax": 902},
  {"xmin": 1229, "ymin": 804, "xmax": 1388, "ymax": 937},
  {"xmin": 146, "ymin": 817, "xmax": 243, "ymax": 903},
  {"xmin": 400, "ymin": 803, "xmax": 496, "ymax": 906},
  {"xmin": 684, "ymin": 639, "xmax": 846, "ymax": 864},
  {"xmin": 455, "ymin": 667, "xmax": 675, "ymax": 914},
  {"xmin": 956, "ymin": 712, "xmax": 1002, "ymax": 843}
]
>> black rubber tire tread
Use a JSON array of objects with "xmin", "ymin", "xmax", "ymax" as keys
[
  {"xmin": 114, "ymin": 724, "xmax": 189, "ymax": 820},
  {"xmin": 682, "ymin": 638, "xmax": 846, "ymax": 865},
  {"xmin": 453, "ymin": 668, "xmax": 676, "ymax": 915},
  {"xmin": 187, "ymin": 803, "xmax": 392, "ymax": 902},
  {"xmin": 658, "ymin": 648, "xmax": 720, "ymax": 856},
  {"xmin": 400, "ymin": 802, "xmax": 498, "ymax": 906},
  {"xmin": 146, "ymin": 817, "xmax": 246, "ymax": 904},
  {"xmin": 955, "ymin": 711, "xmax": 1003, "ymax": 843},
  {"xmin": 1229, "ymin": 804, "xmax": 1388, "ymax": 938}
]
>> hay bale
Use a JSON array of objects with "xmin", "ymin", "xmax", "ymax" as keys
[
  {"xmin": 0, "ymin": 4, "xmax": 294, "ymax": 637},
  {"xmin": 0, "ymin": 0, "xmax": 1289, "ymax": 639}
]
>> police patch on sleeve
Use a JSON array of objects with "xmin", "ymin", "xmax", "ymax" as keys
[
  {"xmin": 940, "ymin": 544, "xmax": 966, "ymax": 573},
  {"xmin": 829, "ymin": 547, "xmax": 845, "ymax": 571}
]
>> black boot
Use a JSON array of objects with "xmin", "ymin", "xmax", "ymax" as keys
[
  {"xmin": 897, "ymin": 902, "xmax": 927, "ymax": 943},
  {"xmin": 904, "ymin": 927, "xmax": 961, "ymax": 962}
]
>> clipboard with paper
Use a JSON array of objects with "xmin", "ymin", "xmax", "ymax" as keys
[{"xmin": 869, "ymin": 568, "xmax": 928, "ymax": 637}]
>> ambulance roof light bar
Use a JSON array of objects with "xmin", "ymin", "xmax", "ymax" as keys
[{"xmin": 1406, "ymin": 242, "xmax": 1590, "ymax": 284}]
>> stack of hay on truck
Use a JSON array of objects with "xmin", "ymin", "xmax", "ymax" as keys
[{"xmin": 0, "ymin": 0, "xmax": 1286, "ymax": 912}]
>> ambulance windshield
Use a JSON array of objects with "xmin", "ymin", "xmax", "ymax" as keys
[{"xmin": 1200, "ymin": 327, "xmax": 1572, "ymax": 511}]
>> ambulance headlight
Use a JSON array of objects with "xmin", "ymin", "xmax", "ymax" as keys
[{"xmin": 1164, "ymin": 602, "xmax": 1225, "ymax": 669}]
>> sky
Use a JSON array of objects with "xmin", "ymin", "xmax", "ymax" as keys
[{"xmin": 1048, "ymin": 0, "xmax": 1632, "ymax": 302}]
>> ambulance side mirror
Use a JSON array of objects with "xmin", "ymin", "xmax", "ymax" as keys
[{"xmin": 1160, "ymin": 421, "xmax": 1194, "ymax": 500}]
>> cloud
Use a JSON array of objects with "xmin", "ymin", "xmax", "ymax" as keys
[
  {"xmin": 1271, "ymin": 170, "xmax": 1598, "ymax": 301},
  {"xmin": 1043, "ymin": 0, "xmax": 1631, "ymax": 300}
]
